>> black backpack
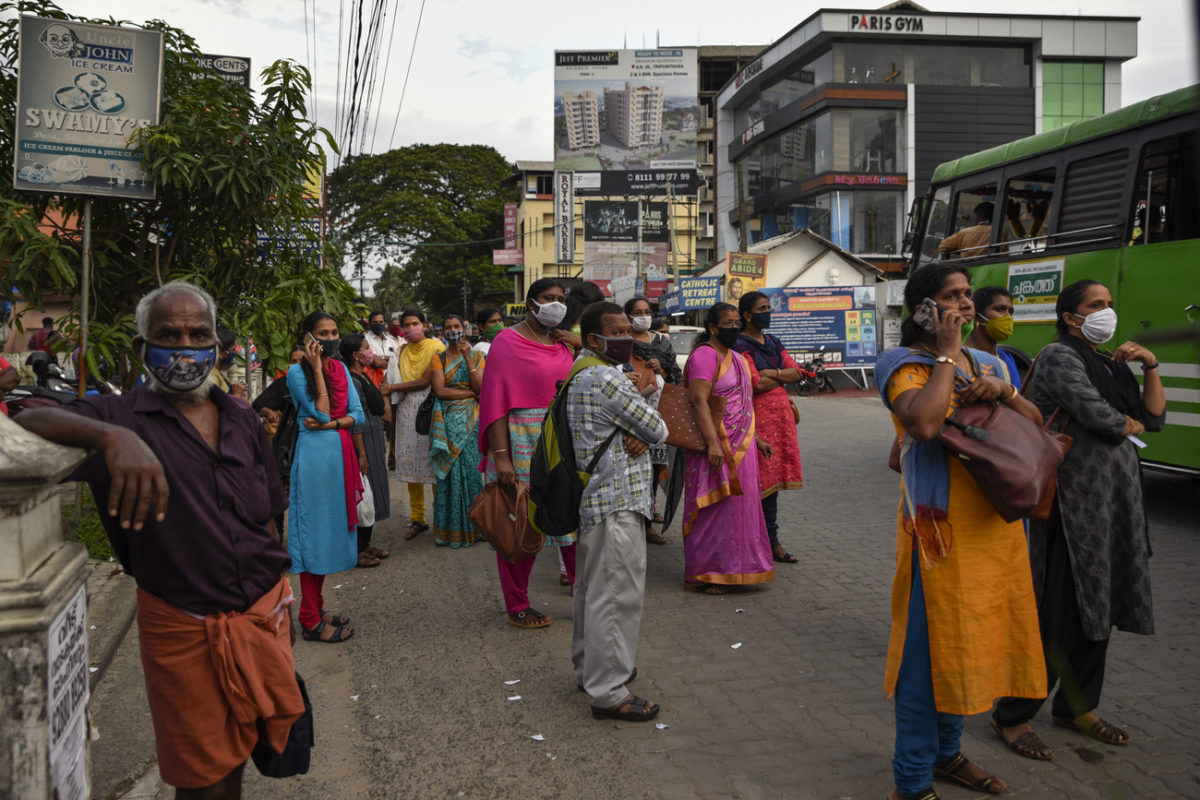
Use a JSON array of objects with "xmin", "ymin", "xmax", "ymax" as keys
[{"xmin": 527, "ymin": 356, "xmax": 618, "ymax": 537}]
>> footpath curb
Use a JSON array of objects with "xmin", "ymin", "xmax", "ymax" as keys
[{"xmin": 85, "ymin": 558, "xmax": 137, "ymax": 689}]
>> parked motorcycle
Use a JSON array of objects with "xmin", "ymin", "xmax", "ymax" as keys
[
  {"xmin": 796, "ymin": 347, "xmax": 836, "ymax": 394},
  {"xmin": 6, "ymin": 351, "xmax": 119, "ymax": 418}
]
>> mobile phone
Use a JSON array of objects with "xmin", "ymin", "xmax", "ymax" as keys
[
  {"xmin": 305, "ymin": 332, "xmax": 318, "ymax": 345},
  {"xmin": 912, "ymin": 297, "xmax": 940, "ymax": 334}
]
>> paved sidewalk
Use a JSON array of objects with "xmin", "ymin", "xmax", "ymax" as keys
[{"xmin": 96, "ymin": 396, "xmax": 1200, "ymax": 799}]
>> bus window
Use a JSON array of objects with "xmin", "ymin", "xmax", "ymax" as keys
[
  {"xmin": 1130, "ymin": 131, "xmax": 1199, "ymax": 245},
  {"xmin": 917, "ymin": 185, "xmax": 951, "ymax": 265},
  {"xmin": 1057, "ymin": 149, "xmax": 1128, "ymax": 245},
  {"xmin": 938, "ymin": 183, "xmax": 996, "ymax": 260},
  {"xmin": 1001, "ymin": 168, "xmax": 1055, "ymax": 253}
]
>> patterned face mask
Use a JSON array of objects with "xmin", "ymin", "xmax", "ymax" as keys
[
  {"xmin": 444, "ymin": 329, "xmax": 464, "ymax": 344},
  {"xmin": 143, "ymin": 343, "xmax": 217, "ymax": 391}
]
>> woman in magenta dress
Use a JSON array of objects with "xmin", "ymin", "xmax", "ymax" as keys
[
  {"xmin": 478, "ymin": 278, "xmax": 577, "ymax": 628},
  {"xmin": 681, "ymin": 303, "xmax": 776, "ymax": 594},
  {"xmin": 733, "ymin": 291, "xmax": 804, "ymax": 564}
]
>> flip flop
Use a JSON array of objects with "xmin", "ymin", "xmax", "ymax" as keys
[{"xmin": 773, "ymin": 550, "xmax": 799, "ymax": 563}]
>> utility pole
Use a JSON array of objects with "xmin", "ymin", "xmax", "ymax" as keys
[{"xmin": 462, "ymin": 274, "xmax": 469, "ymax": 318}]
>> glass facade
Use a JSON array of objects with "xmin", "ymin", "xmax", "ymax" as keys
[
  {"xmin": 734, "ymin": 49, "xmax": 832, "ymax": 132},
  {"xmin": 839, "ymin": 42, "xmax": 1029, "ymax": 87},
  {"xmin": 741, "ymin": 113, "xmax": 833, "ymax": 200},
  {"xmin": 808, "ymin": 191, "xmax": 903, "ymax": 255},
  {"xmin": 1042, "ymin": 61, "xmax": 1104, "ymax": 130}
]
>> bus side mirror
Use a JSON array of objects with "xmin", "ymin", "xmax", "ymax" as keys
[{"xmin": 901, "ymin": 197, "xmax": 923, "ymax": 255}]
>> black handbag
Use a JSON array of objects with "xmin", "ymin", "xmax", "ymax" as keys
[
  {"xmin": 414, "ymin": 391, "xmax": 435, "ymax": 435},
  {"xmin": 250, "ymin": 671, "xmax": 314, "ymax": 778}
]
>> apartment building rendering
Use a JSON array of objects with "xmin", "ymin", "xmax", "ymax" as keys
[
  {"xmin": 604, "ymin": 82, "xmax": 665, "ymax": 148},
  {"xmin": 562, "ymin": 90, "xmax": 600, "ymax": 150}
]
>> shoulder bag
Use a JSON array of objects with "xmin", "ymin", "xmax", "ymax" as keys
[
  {"xmin": 656, "ymin": 383, "xmax": 727, "ymax": 452},
  {"xmin": 468, "ymin": 481, "xmax": 543, "ymax": 563}
]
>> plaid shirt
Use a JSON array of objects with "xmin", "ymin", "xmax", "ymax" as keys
[{"xmin": 566, "ymin": 353, "xmax": 668, "ymax": 532}]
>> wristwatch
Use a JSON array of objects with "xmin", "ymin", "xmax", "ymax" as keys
[{"xmin": 933, "ymin": 356, "xmax": 955, "ymax": 366}]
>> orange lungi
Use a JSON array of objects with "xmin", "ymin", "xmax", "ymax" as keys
[{"xmin": 136, "ymin": 576, "xmax": 305, "ymax": 788}]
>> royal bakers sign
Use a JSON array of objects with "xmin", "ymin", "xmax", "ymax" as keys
[
  {"xmin": 848, "ymin": 13, "xmax": 925, "ymax": 32},
  {"xmin": 554, "ymin": 171, "xmax": 574, "ymax": 265}
]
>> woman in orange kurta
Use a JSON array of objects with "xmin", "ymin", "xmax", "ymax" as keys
[{"xmin": 876, "ymin": 265, "xmax": 1045, "ymax": 800}]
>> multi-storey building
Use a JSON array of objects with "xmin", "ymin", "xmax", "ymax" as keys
[
  {"xmin": 713, "ymin": 2, "xmax": 1137, "ymax": 273},
  {"xmin": 562, "ymin": 90, "xmax": 600, "ymax": 150},
  {"xmin": 604, "ymin": 82, "xmax": 664, "ymax": 148}
]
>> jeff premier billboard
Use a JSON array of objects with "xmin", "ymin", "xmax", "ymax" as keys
[
  {"xmin": 14, "ymin": 16, "xmax": 163, "ymax": 200},
  {"xmin": 554, "ymin": 49, "xmax": 697, "ymax": 196}
]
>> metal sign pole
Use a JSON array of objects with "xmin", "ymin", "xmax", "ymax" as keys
[{"xmin": 78, "ymin": 198, "xmax": 91, "ymax": 400}]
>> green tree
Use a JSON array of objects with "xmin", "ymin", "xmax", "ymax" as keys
[
  {"xmin": 327, "ymin": 144, "xmax": 513, "ymax": 318},
  {"xmin": 0, "ymin": 1, "xmax": 362, "ymax": 375}
]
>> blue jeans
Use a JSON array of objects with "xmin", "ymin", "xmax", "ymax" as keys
[{"xmin": 893, "ymin": 550, "xmax": 962, "ymax": 795}]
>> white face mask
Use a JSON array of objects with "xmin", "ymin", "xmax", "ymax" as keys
[
  {"xmin": 1072, "ymin": 307, "xmax": 1117, "ymax": 345},
  {"xmin": 530, "ymin": 299, "xmax": 567, "ymax": 328},
  {"xmin": 629, "ymin": 314, "xmax": 652, "ymax": 332}
]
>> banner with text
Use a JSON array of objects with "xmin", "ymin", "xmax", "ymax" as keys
[
  {"xmin": 760, "ymin": 285, "xmax": 879, "ymax": 368},
  {"xmin": 554, "ymin": 171, "xmax": 574, "ymax": 264},
  {"xmin": 503, "ymin": 202, "xmax": 518, "ymax": 249},
  {"xmin": 1007, "ymin": 258, "xmax": 1064, "ymax": 322},
  {"xmin": 15, "ymin": 16, "xmax": 163, "ymax": 199},
  {"xmin": 725, "ymin": 252, "xmax": 767, "ymax": 305},
  {"xmin": 554, "ymin": 48, "xmax": 698, "ymax": 197}
]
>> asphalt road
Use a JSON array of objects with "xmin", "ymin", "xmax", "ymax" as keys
[{"xmin": 94, "ymin": 395, "xmax": 1200, "ymax": 799}]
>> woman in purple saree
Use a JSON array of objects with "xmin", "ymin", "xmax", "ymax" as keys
[{"xmin": 681, "ymin": 303, "xmax": 776, "ymax": 594}]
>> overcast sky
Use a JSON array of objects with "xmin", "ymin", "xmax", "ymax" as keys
[{"xmin": 54, "ymin": 0, "xmax": 1197, "ymax": 167}]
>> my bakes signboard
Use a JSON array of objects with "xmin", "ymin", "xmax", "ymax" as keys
[{"xmin": 14, "ymin": 16, "xmax": 163, "ymax": 200}]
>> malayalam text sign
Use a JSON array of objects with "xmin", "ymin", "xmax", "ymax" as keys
[
  {"xmin": 15, "ymin": 16, "xmax": 163, "ymax": 199},
  {"xmin": 503, "ymin": 202, "xmax": 519, "ymax": 249},
  {"xmin": 48, "ymin": 585, "xmax": 88, "ymax": 800},
  {"xmin": 1008, "ymin": 258, "xmax": 1064, "ymax": 322},
  {"xmin": 492, "ymin": 248, "xmax": 523, "ymax": 265},
  {"xmin": 762, "ymin": 285, "xmax": 879, "ymax": 368}
]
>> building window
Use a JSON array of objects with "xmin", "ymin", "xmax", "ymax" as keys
[
  {"xmin": 848, "ymin": 109, "xmax": 905, "ymax": 173},
  {"xmin": 837, "ymin": 42, "xmax": 1030, "ymax": 87},
  {"xmin": 1131, "ymin": 131, "xmax": 1200, "ymax": 245},
  {"xmin": 809, "ymin": 190, "xmax": 903, "ymax": 255},
  {"xmin": 535, "ymin": 175, "xmax": 554, "ymax": 196},
  {"xmin": 739, "ymin": 113, "xmax": 832, "ymax": 204},
  {"xmin": 1043, "ymin": 61, "xmax": 1104, "ymax": 130}
]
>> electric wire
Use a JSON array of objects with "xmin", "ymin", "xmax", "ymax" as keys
[
  {"xmin": 368, "ymin": 0, "xmax": 402, "ymax": 153},
  {"xmin": 386, "ymin": 0, "xmax": 427, "ymax": 152},
  {"xmin": 356, "ymin": 0, "xmax": 388, "ymax": 155}
]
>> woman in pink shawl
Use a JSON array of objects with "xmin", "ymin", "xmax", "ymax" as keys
[
  {"xmin": 682, "ymin": 303, "xmax": 776, "ymax": 594},
  {"xmin": 478, "ymin": 278, "xmax": 576, "ymax": 628}
]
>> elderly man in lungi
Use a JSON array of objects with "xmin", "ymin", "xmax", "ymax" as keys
[{"xmin": 16, "ymin": 282, "xmax": 305, "ymax": 799}]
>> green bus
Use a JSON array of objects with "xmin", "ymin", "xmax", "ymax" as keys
[{"xmin": 906, "ymin": 84, "xmax": 1199, "ymax": 473}]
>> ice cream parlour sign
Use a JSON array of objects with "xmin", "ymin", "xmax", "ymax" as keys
[{"xmin": 14, "ymin": 16, "xmax": 164, "ymax": 200}]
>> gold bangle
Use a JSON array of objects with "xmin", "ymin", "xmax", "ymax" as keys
[
  {"xmin": 493, "ymin": 448, "xmax": 509, "ymax": 453},
  {"xmin": 1008, "ymin": 385, "xmax": 1019, "ymax": 401}
]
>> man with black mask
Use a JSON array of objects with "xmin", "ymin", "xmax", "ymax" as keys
[{"xmin": 566, "ymin": 301, "xmax": 667, "ymax": 723}]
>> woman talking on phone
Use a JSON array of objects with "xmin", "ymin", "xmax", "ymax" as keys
[{"xmin": 873, "ymin": 265, "xmax": 1045, "ymax": 800}]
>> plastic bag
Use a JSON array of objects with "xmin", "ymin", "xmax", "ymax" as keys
[{"xmin": 357, "ymin": 473, "xmax": 376, "ymax": 527}]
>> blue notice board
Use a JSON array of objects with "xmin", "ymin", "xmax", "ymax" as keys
[{"xmin": 760, "ymin": 285, "xmax": 878, "ymax": 368}]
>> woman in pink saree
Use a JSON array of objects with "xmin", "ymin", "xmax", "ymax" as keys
[{"xmin": 682, "ymin": 303, "xmax": 776, "ymax": 594}]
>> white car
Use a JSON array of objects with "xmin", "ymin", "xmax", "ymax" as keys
[{"xmin": 666, "ymin": 325, "xmax": 703, "ymax": 373}]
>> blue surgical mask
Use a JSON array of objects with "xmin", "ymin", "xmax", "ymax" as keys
[{"xmin": 143, "ymin": 343, "xmax": 217, "ymax": 391}]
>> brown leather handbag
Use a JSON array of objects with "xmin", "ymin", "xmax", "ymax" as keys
[
  {"xmin": 627, "ymin": 355, "xmax": 659, "ymax": 394},
  {"xmin": 938, "ymin": 403, "xmax": 1072, "ymax": 522},
  {"xmin": 468, "ymin": 481, "xmax": 543, "ymax": 563},
  {"xmin": 657, "ymin": 383, "xmax": 728, "ymax": 452}
]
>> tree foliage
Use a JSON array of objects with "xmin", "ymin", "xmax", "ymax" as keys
[
  {"xmin": 327, "ymin": 143, "xmax": 514, "ymax": 319},
  {"xmin": 0, "ymin": 0, "xmax": 362, "ymax": 375}
]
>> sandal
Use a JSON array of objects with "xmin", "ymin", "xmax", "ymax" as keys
[
  {"xmin": 357, "ymin": 552, "xmax": 381, "ymax": 568},
  {"xmin": 578, "ymin": 667, "xmax": 637, "ymax": 692},
  {"xmin": 646, "ymin": 531, "xmax": 667, "ymax": 545},
  {"xmin": 508, "ymin": 609, "xmax": 551, "ymax": 629},
  {"xmin": 559, "ymin": 574, "xmax": 571, "ymax": 586},
  {"xmin": 405, "ymin": 522, "xmax": 429, "ymax": 541},
  {"xmin": 365, "ymin": 546, "xmax": 389, "ymax": 559},
  {"xmin": 301, "ymin": 619, "xmax": 353, "ymax": 643},
  {"xmin": 652, "ymin": 513, "xmax": 665, "ymax": 524},
  {"xmin": 321, "ymin": 609, "xmax": 350, "ymax": 626},
  {"xmin": 591, "ymin": 694, "xmax": 659, "ymax": 722},
  {"xmin": 990, "ymin": 716, "xmax": 1054, "ymax": 760},
  {"xmin": 933, "ymin": 752, "xmax": 1006, "ymax": 794},
  {"xmin": 772, "ymin": 547, "xmax": 799, "ymax": 563},
  {"xmin": 1052, "ymin": 714, "xmax": 1130, "ymax": 745},
  {"xmin": 684, "ymin": 581, "xmax": 730, "ymax": 595},
  {"xmin": 886, "ymin": 790, "xmax": 941, "ymax": 800}
]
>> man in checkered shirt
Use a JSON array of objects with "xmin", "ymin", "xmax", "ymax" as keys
[{"xmin": 567, "ymin": 301, "xmax": 668, "ymax": 723}]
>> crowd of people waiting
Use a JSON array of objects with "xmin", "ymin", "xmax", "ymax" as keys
[{"xmin": 6, "ymin": 266, "xmax": 1166, "ymax": 798}]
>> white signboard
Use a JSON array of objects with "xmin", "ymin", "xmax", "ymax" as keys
[
  {"xmin": 14, "ymin": 16, "xmax": 164, "ymax": 199},
  {"xmin": 1008, "ymin": 258, "xmax": 1065, "ymax": 322},
  {"xmin": 48, "ymin": 584, "xmax": 89, "ymax": 800},
  {"xmin": 554, "ymin": 170, "xmax": 575, "ymax": 265}
]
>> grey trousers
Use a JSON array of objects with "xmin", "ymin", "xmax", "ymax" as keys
[{"xmin": 572, "ymin": 509, "xmax": 648, "ymax": 709}]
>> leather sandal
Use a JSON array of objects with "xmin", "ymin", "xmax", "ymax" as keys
[
  {"xmin": 301, "ymin": 620, "xmax": 353, "ymax": 643},
  {"xmin": 591, "ymin": 694, "xmax": 659, "ymax": 722},
  {"xmin": 990, "ymin": 716, "xmax": 1054, "ymax": 760},
  {"xmin": 886, "ymin": 790, "xmax": 940, "ymax": 800},
  {"xmin": 1052, "ymin": 714, "xmax": 1130, "ymax": 745},
  {"xmin": 933, "ymin": 752, "xmax": 1006, "ymax": 794},
  {"xmin": 508, "ymin": 609, "xmax": 551, "ymax": 629}
]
